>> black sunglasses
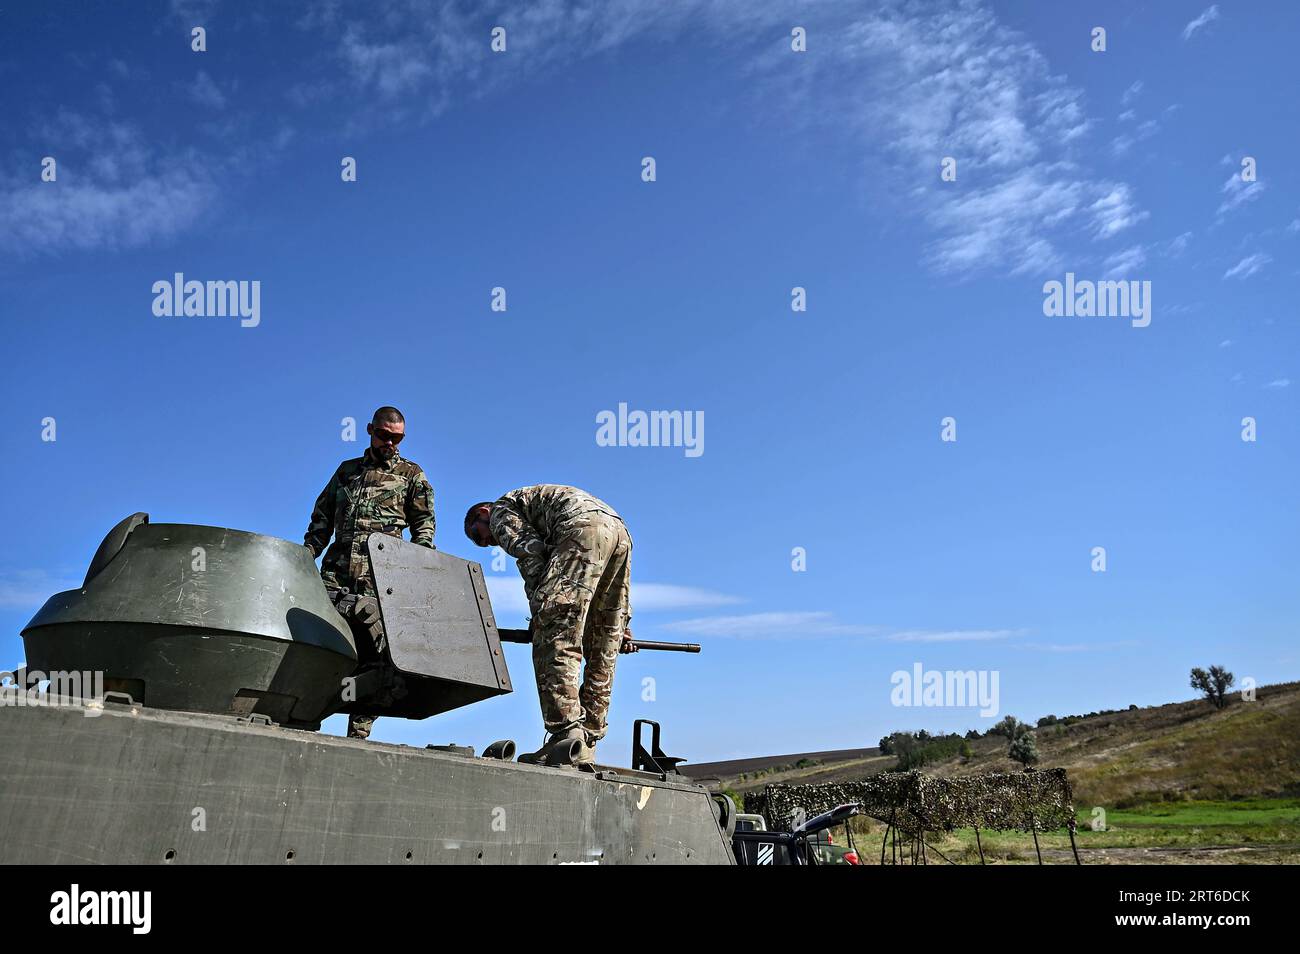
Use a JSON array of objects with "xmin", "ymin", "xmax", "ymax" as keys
[{"xmin": 466, "ymin": 515, "xmax": 489, "ymax": 544}]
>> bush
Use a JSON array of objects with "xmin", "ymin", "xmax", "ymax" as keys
[
  {"xmin": 1009, "ymin": 733, "xmax": 1039, "ymax": 767},
  {"xmin": 991, "ymin": 715, "xmax": 1029, "ymax": 740}
]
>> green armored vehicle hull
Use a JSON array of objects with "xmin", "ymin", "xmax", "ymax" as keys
[{"xmin": 0, "ymin": 515, "xmax": 733, "ymax": 865}]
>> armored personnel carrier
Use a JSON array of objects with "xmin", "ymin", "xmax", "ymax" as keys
[{"xmin": 0, "ymin": 514, "xmax": 734, "ymax": 864}]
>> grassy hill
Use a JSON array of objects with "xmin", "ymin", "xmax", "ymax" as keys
[
  {"xmin": 690, "ymin": 681, "xmax": 1300, "ymax": 863},
  {"xmin": 689, "ymin": 681, "xmax": 1299, "ymax": 808}
]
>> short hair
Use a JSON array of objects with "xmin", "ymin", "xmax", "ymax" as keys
[
  {"xmin": 463, "ymin": 502, "xmax": 495, "ymax": 537},
  {"xmin": 372, "ymin": 406, "xmax": 405, "ymax": 426}
]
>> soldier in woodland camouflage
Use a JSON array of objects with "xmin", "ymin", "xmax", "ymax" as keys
[
  {"xmin": 464, "ymin": 485, "xmax": 634, "ymax": 764},
  {"xmin": 305, "ymin": 406, "xmax": 436, "ymax": 738}
]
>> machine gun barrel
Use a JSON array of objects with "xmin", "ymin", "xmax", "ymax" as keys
[{"xmin": 496, "ymin": 628, "xmax": 700, "ymax": 653}]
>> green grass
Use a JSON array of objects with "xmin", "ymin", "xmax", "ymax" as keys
[
  {"xmin": 839, "ymin": 798, "xmax": 1300, "ymax": 864},
  {"xmin": 1098, "ymin": 797, "xmax": 1300, "ymax": 828}
]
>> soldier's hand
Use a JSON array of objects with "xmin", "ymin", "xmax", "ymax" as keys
[{"xmin": 620, "ymin": 631, "xmax": 638, "ymax": 654}]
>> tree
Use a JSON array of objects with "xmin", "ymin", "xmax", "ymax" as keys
[
  {"xmin": 1008, "ymin": 733, "xmax": 1039, "ymax": 768},
  {"xmin": 878, "ymin": 734, "xmax": 895, "ymax": 756},
  {"xmin": 891, "ymin": 732, "xmax": 922, "ymax": 770},
  {"xmin": 1191, "ymin": 665, "xmax": 1235, "ymax": 709},
  {"xmin": 959, "ymin": 739, "xmax": 973, "ymax": 760},
  {"xmin": 991, "ymin": 715, "xmax": 1028, "ymax": 740}
]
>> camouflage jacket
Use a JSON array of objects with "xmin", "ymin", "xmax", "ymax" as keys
[
  {"xmin": 305, "ymin": 448, "xmax": 435, "ymax": 592},
  {"xmin": 490, "ymin": 485, "xmax": 622, "ymax": 597}
]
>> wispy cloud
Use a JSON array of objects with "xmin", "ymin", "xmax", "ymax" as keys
[
  {"xmin": 1218, "ymin": 170, "xmax": 1265, "ymax": 217},
  {"xmin": 303, "ymin": 0, "xmax": 1138, "ymax": 278},
  {"xmin": 1264, "ymin": 378, "xmax": 1290, "ymax": 389},
  {"xmin": 1121, "ymin": 80, "xmax": 1143, "ymax": 106},
  {"xmin": 1, "ymin": 112, "xmax": 217, "ymax": 254},
  {"xmin": 187, "ymin": 70, "xmax": 227, "ymax": 109},
  {"xmin": 661, "ymin": 611, "xmax": 876, "ymax": 639},
  {"xmin": 484, "ymin": 576, "xmax": 742, "ymax": 617},
  {"xmin": 1102, "ymin": 245, "xmax": 1146, "ymax": 278},
  {"xmin": 1165, "ymin": 231, "xmax": 1192, "ymax": 257},
  {"xmin": 1022, "ymin": 640, "xmax": 1137, "ymax": 653},
  {"xmin": 1223, "ymin": 252, "xmax": 1272, "ymax": 280},
  {"xmin": 1110, "ymin": 119, "xmax": 1160, "ymax": 158},
  {"xmin": 0, "ymin": 570, "xmax": 80, "ymax": 609},
  {"xmin": 809, "ymin": 2, "xmax": 1139, "ymax": 276},
  {"xmin": 1182, "ymin": 5, "xmax": 1221, "ymax": 41},
  {"xmin": 885, "ymin": 629, "xmax": 1022, "ymax": 643},
  {"xmin": 661, "ymin": 612, "xmax": 1021, "ymax": 643},
  {"xmin": 15, "ymin": 0, "xmax": 1146, "ymax": 273}
]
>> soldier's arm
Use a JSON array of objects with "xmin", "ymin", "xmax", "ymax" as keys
[
  {"xmin": 490, "ymin": 503, "xmax": 548, "ymax": 597},
  {"xmin": 303, "ymin": 470, "xmax": 339, "ymax": 557},
  {"xmin": 406, "ymin": 469, "xmax": 436, "ymax": 548}
]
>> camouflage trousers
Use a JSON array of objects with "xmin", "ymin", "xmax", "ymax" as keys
[
  {"xmin": 530, "ymin": 515, "xmax": 632, "ymax": 742},
  {"xmin": 319, "ymin": 562, "xmax": 381, "ymax": 741}
]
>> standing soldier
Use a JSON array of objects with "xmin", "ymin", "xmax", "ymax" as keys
[
  {"xmin": 305, "ymin": 406, "xmax": 435, "ymax": 739},
  {"xmin": 463, "ymin": 485, "xmax": 634, "ymax": 766}
]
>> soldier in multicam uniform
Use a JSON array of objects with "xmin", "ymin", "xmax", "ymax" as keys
[
  {"xmin": 463, "ymin": 485, "xmax": 635, "ymax": 765},
  {"xmin": 304, "ymin": 406, "xmax": 436, "ymax": 739}
]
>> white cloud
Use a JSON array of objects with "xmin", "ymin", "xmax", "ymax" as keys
[
  {"xmin": 1121, "ymin": 81, "xmax": 1143, "ymax": 106},
  {"xmin": 1182, "ymin": 5, "xmax": 1221, "ymax": 41},
  {"xmin": 1088, "ymin": 186, "xmax": 1149, "ymax": 239},
  {"xmin": 633, "ymin": 584, "xmax": 745, "ymax": 611},
  {"xmin": 340, "ymin": 25, "xmax": 437, "ymax": 99},
  {"xmin": 885, "ymin": 629, "xmax": 1021, "ymax": 643},
  {"xmin": 1264, "ymin": 379, "xmax": 1290, "ymax": 389},
  {"xmin": 1219, "ymin": 339, "xmax": 1232, "ymax": 348},
  {"xmin": 304, "ymin": 0, "xmax": 1140, "ymax": 278},
  {"xmin": 1102, "ymin": 245, "xmax": 1146, "ymax": 278},
  {"xmin": 16, "ymin": 0, "xmax": 1148, "ymax": 270},
  {"xmin": 484, "ymin": 576, "xmax": 742, "ymax": 618},
  {"xmin": 1223, "ymin": 252, "xmax": 1272, "ymax": 280},
  {"xmin": 187, "ymin": 70, "xmax": 227, "ymax": 109},
  {"xmin": 819, "ymin": 2, "xmax": 1136, "ymax": 276},
  {"xmin": 1107, "ymin": 118, "xmax": 1159, "ymax": 157},
  {"xmin": 1, "ymin": 112, "xmax": 216, "ymax": 254},
  {"xmin": 1166, "ymin": 231, "xmax": 1192, "ymax": 257},
  {"xmin": 0, "ymin": 570, "xmax": 80, "ymax": 609},
  {"xmin": 1218, "ymin": 171, "xmax": 1265, "ymax": 217},
  {"xmin": 661, "ymin": 611, "xmax": 877, "ymax": 639},
  {"xmin": 1, "ymin": 170, "xmax": 214, "ymax": 255},
  {"xmin": 661, "ymin": 612, "xmax": 1021, "ymax": 643},
  {"xmin": 1022, "ymin": 641, "xmax": 1135, "ymax": 653}
]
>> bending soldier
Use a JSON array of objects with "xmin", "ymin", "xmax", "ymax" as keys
[{"xmin": 464, "ymin": 485, "xmax": 634, "ymax": 765}]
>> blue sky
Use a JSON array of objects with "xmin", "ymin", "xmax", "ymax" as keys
[{"xmin": 2, "ymin": 1, "xmax": 1296, "ymax": 764}]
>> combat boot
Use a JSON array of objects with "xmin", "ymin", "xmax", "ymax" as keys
[
  {"xmin": 518, "ymin": 727, "xmax": 589, "ymax": 767},
  {"xmin": 347, "ymin": 714, "xmax": 374, "ymax": 740},
  {"xmin": 575, "ymin": 731, "xmax": 597, "ymax": 766}
]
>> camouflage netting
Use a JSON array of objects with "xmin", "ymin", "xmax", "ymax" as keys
[{"xmin": 744, "ymin": 769, "xmax": 1074, "ymax": 833}]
